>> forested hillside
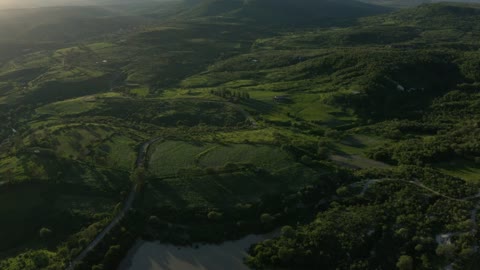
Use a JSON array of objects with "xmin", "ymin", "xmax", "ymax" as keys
[{"xmin": 181, "ymin": 0, "xmax": 390, "ymax": 25}]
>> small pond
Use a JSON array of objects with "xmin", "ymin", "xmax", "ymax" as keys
[{"xmin": 118, "ymin": 232, "xmax": 277, "ymax": 270}]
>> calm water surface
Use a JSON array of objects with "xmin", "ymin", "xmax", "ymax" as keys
[{"xmin": 118, "ymin": 232, "xmax": 277, "ymax": 270}]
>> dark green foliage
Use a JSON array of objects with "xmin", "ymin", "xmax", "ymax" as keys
[
  {"xmin": 248, "ymin": 205, "xmax": 384, "ymax": 269},
  {"xmin": 3, "ymin": 1, "xmax": 480, "ymax": 270},
  {"xmin": 22, "ymin": 76, "xmax": 111, "ymax": 105},
  {"xmin": 247, "ymin": 166, "xmax": 479, "ymax": 270},
  {"xmin": 183, "ymin": 0, "xmax": 390, "ymax": 27},
  {"xmin": 95, "ymin": 99, "xmax": 246, "ymax": 127}
]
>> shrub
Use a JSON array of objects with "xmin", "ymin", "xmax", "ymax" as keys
[
  {"xmin": 207, "ymin": 211, "xmax": 223, "ymax": 221},
  {"xmin": 39, "ymin": 227, "xmax": 53, "ymax": 239}
]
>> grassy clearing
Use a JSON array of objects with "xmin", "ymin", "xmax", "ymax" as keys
[
  {"xmin": 435, "ymin": 160, "xmax": 480, "ymax": 183},
  {"xmin": 33, "ymin": 66, "xmax": 105, "ymax": 83},
  {"xmin": 195, "ymin": 128, "xmax": 280, "ymax": 144},
  {"xmin": 146, "ymin": 163, "xmax": 321, "ymax": 209},
  {"xmin": 147, "ymin": 167, "xmax": 308, "ymax": 208},
  {"xmin": 36, "ymin": 96, "xmax": 102, "ymax": 116},
  {"xmin": 330, "ymin": 154, "xmax": 391, "ymax": 169},
  {"xmin": 146, "ymin": 139, "xmax": 324, "ymax": 209},
  {"xmin": 195, "ymin": 127, "xmax": 318, "ymax": 146},
  {"xmin": 47, "ymin": 126, "xmax": 113, "ymax": 160},
  {"xmin": 94, "ymin": 135, "xmax": 138, "ymax": 170},
  {"xmin": 130, "ymin": 87, "xmax": 150, "ymax": 97},
  {"xmin": 330, "ymin": 134, "xmax": 391, "ymax": 169},
  {"xmin": 161, "ymin": 88, "xmax": 222, "ymax": 99},
  {"xmin": 199, "ymin": 144, "xmax": 292, "ymax": 171},
  {"xmin": 335, "ymin": 134, "xmax": 388, "ymax": 155},
  {"xmin": 148, "ymin": 141, "xmax": 212, "ymax": 177},
  {"xmin": 293, "ymin": 94, "xmax": 356, "ymax": 122},
  {"xmin": 6, "ymin": 123, "xmax": 141, "ymax": 187},
  {"xmin": 148, "ymin": 140, "xmax": 296, "ymax": 177}
]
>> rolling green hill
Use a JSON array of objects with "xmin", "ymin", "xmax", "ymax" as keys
[{"xmin": 182, "ymin": 0, "xmax": 391, "ymax": 26}]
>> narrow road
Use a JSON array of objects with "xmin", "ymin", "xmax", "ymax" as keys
[
  {"xmin": 66, "ymin": 137, "xmax": 162, "ymax": 270},
  {"xmin": 355, "ymin": 178, "xmax": 479, "ymax": 202}
]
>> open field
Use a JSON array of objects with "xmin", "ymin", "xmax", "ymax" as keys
[
  {"xmin": 145, "ymin": 140, "xmax": 324, "ymax": 209},
  {"xmin": 148, "ymin": 140, "xmax": 295, "ymax": 177},
  {"xmin": 145, "ymin": 161, "xmax": 321, "ymax": 209},
  {"xmin": 435, "ymin": 160, "xmax": 480, "ymax": 183}
]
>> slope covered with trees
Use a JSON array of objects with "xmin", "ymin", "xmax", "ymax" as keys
[{"xmin": 181, "ymin": 0, "xmax": 390, "ymax": 26}]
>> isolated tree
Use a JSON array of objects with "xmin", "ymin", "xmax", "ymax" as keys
[
  {"xmin": 260, "ymin": 213, "xmax": 274, "ymax": 224},
  {"xmin": 39, "ymin": 227, "xmax": 53, "ymax": 239},
  {"xmin": 207, "ymin": 211, "xmax": 223, "ymax": 221}
]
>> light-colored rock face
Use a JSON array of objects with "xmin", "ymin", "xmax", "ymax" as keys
[{"xmin": 118, "ymin": 233, "xmax": 276, "ymax": 270}]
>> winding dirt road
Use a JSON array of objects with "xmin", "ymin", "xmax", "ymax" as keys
[
  {"xmin": 355, "ymin": 178, "xmax": 480, "ymax": 202},
  {"xmin": 66, "ymin": 137, "xmax": 161, "ymax": 270}
]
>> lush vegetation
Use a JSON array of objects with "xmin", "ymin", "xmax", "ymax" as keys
[{"xmin": 1, "ymin": 0, "xmax": 480, "ymax": 269}]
